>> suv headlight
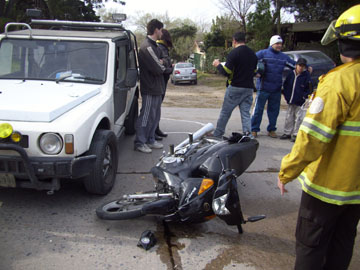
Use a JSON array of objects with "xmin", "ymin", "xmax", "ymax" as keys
[{"xmin": 39, "ymin": 133, "xmax": 63, "ymax": 155}]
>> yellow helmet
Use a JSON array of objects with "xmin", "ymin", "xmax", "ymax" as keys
[{"xmin": 321, "ymin": 4, "xmax": 360, "ymax": 45}]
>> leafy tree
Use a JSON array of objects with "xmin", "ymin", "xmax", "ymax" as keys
[
  {"xmin": 46, "ymin": 0, "xmax": 99, "ymax": 21},
  {"xmin": 283, "ymin": 0, "xmax": 359, "ymax": 22},
  {"xmin": 169, "ymin": 24, "xmax": 197, "ymax": 62},
  {"xmin": 87, "ymin": 0, "xmax": 125, "ymax": 9},
  {"xmin": 247, "ymin": 0, "xmax": 273, "ymax": 51},
  {"xmin": 171, "ymin": 36, "xmax": 195, "ymax": 62},
  {"xmin": 203, "ymin": 15, "xmax": 240, "ymax": 52},
  {"xmin": 170, "ymin": 24, "xmax": 197, "ymax": 40},
  {"xmin": 0, "ymin": 0, "xmax": 99, "ymax": 32}
]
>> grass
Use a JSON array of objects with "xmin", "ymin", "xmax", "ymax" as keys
[{"xmin": 197, "ymin": 71, "xmax": 227, "ymax": 89}]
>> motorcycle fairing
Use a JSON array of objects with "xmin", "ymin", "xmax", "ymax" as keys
[
  {"xmin": 177, "ymin": 177, "xmax": 215, "ymax": 223},
  {"xmin": 213, "ymin": 172, "xmax": 245, "ymax": 226},
  {"xmin": 199, "ymin": 139, "xmax": 259, "ymax": 180}
]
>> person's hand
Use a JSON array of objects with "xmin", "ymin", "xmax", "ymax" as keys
[
  {"xmin": 277, "ymin": 177, "xmax": 288, "ymax": 195},
  {"xmin": 255, "ymin": 73, "xmax": 261, "ymax": 78},
  {"xmin": 212, "ymin": 59, "xmax": 220, "ymax": 67}
]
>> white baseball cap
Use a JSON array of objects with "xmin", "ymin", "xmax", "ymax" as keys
[{"xmin": 269, "ymin": 35, "xmax": 283, "ymax": 46}]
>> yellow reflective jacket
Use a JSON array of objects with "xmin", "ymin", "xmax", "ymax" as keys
[{"xmin": 279, "ymin": 58, "xmax": 360, "ymax": 205}]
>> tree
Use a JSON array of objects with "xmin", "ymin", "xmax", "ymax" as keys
[
  {"xmin": 247, "ymin": 0, "xmax": 273, "ymax": 51},
  {"xmin": 46, "ymin": 0, "xmax": 99, "ymax": 21},
  {"xmin": 169, "ymin": 24, "xmax": 197, "ymax": 62},
  {"xmin": 218, "ymin": 0, "xmax": 255, "ymax": 33},
  {"xmin": 283, "ymin": 0, "xmax": 359, "ymax": 22},
  {"xmin": 87, "ymin": 0, "xmax": 125, "ymax": 9},
  {"xmin": 203, "ymin": 15, "xmax": 240, "ymax": 51},
  {"xmin": 0, "ymin": 0, "xmax": 99, "ymax": 32}
]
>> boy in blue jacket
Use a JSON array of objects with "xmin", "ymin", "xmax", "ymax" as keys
[{"xmin": 280, "ymin": 58, "xmax": 313, "ymax": 142}]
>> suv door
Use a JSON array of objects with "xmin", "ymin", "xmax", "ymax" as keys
[{"xmin": 114, "ymin": 42, "xmax": 128, "ymax": 122}]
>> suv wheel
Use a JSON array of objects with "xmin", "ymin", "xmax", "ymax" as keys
[
  {"xmin": 124, "ymin": 95, "xmax": 138, "ymax": 135},
  {"xmin": 83, "ymin": 130, "xmax": 118, "ymax": 195}
]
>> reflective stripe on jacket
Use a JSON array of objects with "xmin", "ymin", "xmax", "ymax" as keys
[{"xmin": 279, "ymin": 58, "xmax": 360, "ymax": 205}]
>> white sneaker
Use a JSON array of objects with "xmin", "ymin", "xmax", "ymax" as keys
[
  {"xmin": 147, "ymin": 141, "xmax": 163, "ymax": 149},
  {"xmin": 135, "ymin": 144, "xmax": 152, "ymax": 153}
]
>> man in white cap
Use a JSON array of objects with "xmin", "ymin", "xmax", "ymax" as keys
[{"xmin": 251, "ymin": 35, "xmax": 296, "ymax": 138}]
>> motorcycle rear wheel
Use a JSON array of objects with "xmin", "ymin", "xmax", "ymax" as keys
[{"xmin": 96, "ymin": 197, "xmax": 160, "ymax": 220}]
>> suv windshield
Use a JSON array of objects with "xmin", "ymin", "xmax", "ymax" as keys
[{"xmin": 0, "ymin": 39, "xmax": 108, "ymax": 83}]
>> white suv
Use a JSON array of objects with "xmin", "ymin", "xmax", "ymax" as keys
[{"xmin": 0, "ymin": 19, "xmax": 139, "ymax": 194}]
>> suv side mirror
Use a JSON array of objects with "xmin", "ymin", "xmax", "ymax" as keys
[{"xmin": 125, "ymin": 68, "xmax": 138, "ymax": 88}]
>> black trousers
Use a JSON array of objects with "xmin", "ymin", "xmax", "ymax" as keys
[{"xmin": 295, "ymin": 191, "xmax": 360, "ymax": 270}]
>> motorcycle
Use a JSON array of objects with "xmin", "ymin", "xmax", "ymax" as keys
[{"xmin": 96, "ymin": 124, "xmax": 265, "ymax": 234}]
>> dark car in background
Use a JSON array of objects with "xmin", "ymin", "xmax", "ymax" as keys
[
  {"xmin": 283, "ymin": 50, "xmax": 336, "ymax": 89},
  {"xmin": 171, "ymin": 62, "xmax": 197, "ymax": 85}
]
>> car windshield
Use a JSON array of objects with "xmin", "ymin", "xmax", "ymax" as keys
[
  {"xmin": 298, "ymin": 52, "xmax": 332, "ymax": 65},
  {"xmin": 176, "ymin": 63, "xmax": 193, "ymax": 68},
  {"xmin": 0, "ymin": 39, "xmax": 108, "ymax": 83}
]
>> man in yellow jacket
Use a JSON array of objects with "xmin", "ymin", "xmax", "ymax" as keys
[{"xmin": 278, "ymin": 5, "xmax": 360, "ymax": 270}]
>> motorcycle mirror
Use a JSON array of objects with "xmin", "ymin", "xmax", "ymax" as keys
[
  {"xmin": 137, "ymin": 230, "xmax": 157, "ymax": 250},
  {"xmin": 246, "ymin": 215, "xmax": 266, "ymax": 223},
  {"xmin": 169, "ymin": 144, "xmax": 174, "ymax": 155},
  {"xmin": 188, "ymin": 133, "xmax": 193, "ymax": 144}
]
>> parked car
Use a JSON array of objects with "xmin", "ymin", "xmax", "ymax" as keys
[
  {"xmin": 171, "ymin": 62, "xmax": 197, "ymax": 85},
  {"xmin": 0, "ymin": 17, "xmax": 139, "ymax": 195},
  {"xmin": 283, "ymin": 50, "xmax": 336, "ymax": 89}
]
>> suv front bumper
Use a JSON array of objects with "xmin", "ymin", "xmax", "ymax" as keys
[{"xmin": 0, "ymin": 143, "xmax": 96, "ymax": 191}]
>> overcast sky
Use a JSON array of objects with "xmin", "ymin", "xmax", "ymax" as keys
[{"xmin": 103, "ymin": 0, "xmax": 222, "ymax": 28}]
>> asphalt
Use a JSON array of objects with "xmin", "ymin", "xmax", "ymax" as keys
[{"xmin": 0, "ymin": 107, "xmax": 359, "ymax": 270}]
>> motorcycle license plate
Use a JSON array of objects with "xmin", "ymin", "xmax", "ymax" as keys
[{"xmin": 0, "ymin": 173, "xmax": 16, "ymax": 188}]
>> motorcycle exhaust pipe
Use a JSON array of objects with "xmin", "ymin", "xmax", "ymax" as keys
[{"xmin": 174, "ymin": 122, "xmax": 214, "ymax": 151}]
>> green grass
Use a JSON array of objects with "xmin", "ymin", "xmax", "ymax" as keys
[{"xmin": 197, "ymin": 71, "xmax": 227, "ymax": 88}]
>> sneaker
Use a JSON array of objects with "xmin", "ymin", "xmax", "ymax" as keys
[
  {"xmin": 155, "ymin": 134, "xmax": 163, "ymax": 141},
  {"xmin": 291, "ymin": 135, "xmax": 297, "ymax": 142},
  {"xmin": 147, "ymin": 141, "xmax": 163, "ymax": 149},
  {"xmin": 244, "ymin": 132, "xmax": 255, "ymax": 139},
  {"xmin": 135, "ymin": 144, "xmax": 152, "ymax": 153},
  {"xmin": 268, "ymin": 131, "xmax": 278, "ymax": 138},
  {"xmin": 280, "ymin": 134, "xmax": 291, "ymax": 140},
  {"xmin": 251, "ymin": 131, "xmax": 258, "ymax": 138}
]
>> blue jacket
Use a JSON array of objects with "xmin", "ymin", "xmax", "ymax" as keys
[
  {"xmin": 283, "ymin": 70, "xmax": 312, "ymax": 106},
  {"xmin": 256, "ymin": 47, "xmax": 295, "ymax": 93}
]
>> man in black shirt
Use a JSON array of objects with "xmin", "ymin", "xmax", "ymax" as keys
[{"xmin": 212, "ymin": 32, "xmax": 257, "ymax": 138}]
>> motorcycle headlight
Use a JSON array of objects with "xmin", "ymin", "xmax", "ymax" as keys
[
  {"xmin": 212, "ymin": 193, "xmax": 230, "ymax": 215},
  {"xmin": 39, "ymin": 133, "xmax": 63, "ymax": 155}
]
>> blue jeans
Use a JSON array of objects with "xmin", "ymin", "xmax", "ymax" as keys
[
  {"xmin": 251, "ymin": 90, "xmax": 281, "ymax": 132},
  {"xmin": 213, "ymin": 85, "xmax": 253, "ymax": 137}
]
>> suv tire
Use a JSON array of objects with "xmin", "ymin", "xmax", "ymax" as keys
[{"xmin": 83, "ymin": 130, "xmax": 118, "ymax": 195}]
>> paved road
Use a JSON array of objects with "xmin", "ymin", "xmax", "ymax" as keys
[{"xmin": 0, "ymin": 107, "xmax": 359, "ymax": 270}]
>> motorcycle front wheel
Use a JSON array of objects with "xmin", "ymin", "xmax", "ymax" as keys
[{"xmin": 96, "ymin": 197, "xmax": 160, "ymax": 220}]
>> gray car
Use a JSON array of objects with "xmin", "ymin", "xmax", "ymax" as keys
[
  {"xmin": 283, "ymin": 50, "xmax": 336, "ymax": 89},
  {"xmin": 171, "ymin": 62, "xmax": 197, "ymax": 85}
]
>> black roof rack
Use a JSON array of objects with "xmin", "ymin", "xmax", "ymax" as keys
[{"xmin": 31, "ymin": 19, "xmax": 125, "ymax": 31}]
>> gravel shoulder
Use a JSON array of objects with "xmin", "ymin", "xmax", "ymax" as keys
[{"xmin": 162, "ymin": 75, "xmax": 288, "ymax": 109}]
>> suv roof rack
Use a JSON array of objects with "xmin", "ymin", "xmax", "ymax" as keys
[{"xmin": 31, "ymin": 19, "xmax": 125, "ymax": 31}]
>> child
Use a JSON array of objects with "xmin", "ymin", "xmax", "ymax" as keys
[{"xmin": 280, "ymin": 58, "xmax": 313, "ymax": 142}]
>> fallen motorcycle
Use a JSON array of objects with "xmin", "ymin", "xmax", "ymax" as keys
[{"xmin": 96, "ymin": 124, "xmax": 265, "ymax": 233}]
